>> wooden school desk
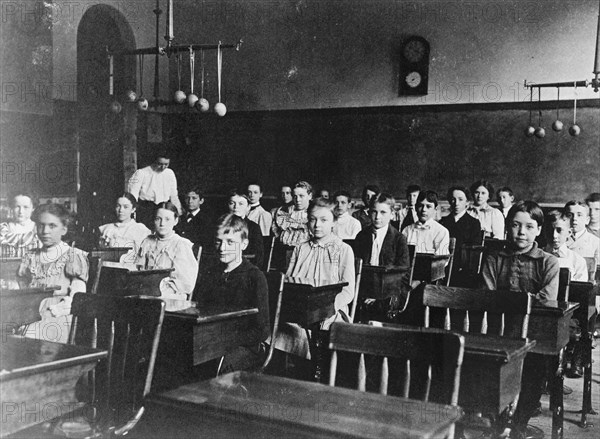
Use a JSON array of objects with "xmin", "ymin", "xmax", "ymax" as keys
[
  {"xmin": 412, "ymin": 253, "xmax": 450, "ymax": 284},
  {"xmin": 0, "ymin": 258, "xmax": 22, "ymax": 287},
  {"xmin": 137, "ymin": 371, "xmax": 464, "ymax": 439},
  {"xmin": 154, "ymin": 304, "xmax": 260, "ymax": 391},
  {"xmin": 0, "ymin": 286, "xmax": 58, "ymax": 333},
  {"xmin": 569, "ymin": 281, "xmax": 599, "ymax": 428},
  {"xmin": 282, "ymin": 276, "xmax": 348, "ymax": 381},
  {"xmin": 0, "ymin": 335, "xmax": 106, "ymax": 437},
  {"xmin": 528, "ymin": 300, "xmax": 580, "ymax": 439},
  {"xmin": 359, "ymin": 265, "xmax": 406, "ymax": 299},
  {"xmin": 95, "ymin": 262, "xmax": 172, "ymax": 296},
  {"xmin": 88, "ymin": 247, "xmax": 132, "ymax": 263}
]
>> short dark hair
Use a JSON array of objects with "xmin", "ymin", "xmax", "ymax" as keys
[
  {"xmin": 32, "ymin": 203, "xmax": 72, "ymax": 228},
  {"xmin": 228, "ymin": 188, "xmax": 250, "ymax": 203},
  {"xmin": 216, "ymin": 213, "xmax": 248, "ymax": 241},
  {"xmin": 333, "ymin": 190, "xmax": 352, "ymax": 202},
  {"xmin": 506, "ymin": 200, "xmax": 544, "ymax": 227},
  {"xmin": 247, "ymin": 182, "xmax": 262, "ymax": 193},
  {"xmin": 361, "ymin": 185, "xmax": 380, "ymax": 199},
  {"xmin": 406, "ymin": 184, "xmax": 421, "ymax": 196},
  {"xmin": 155, "ymin": 201, "xmax": 179, "ymax": 219},
  {"xmin": 497, "ymin": 186, "xmax": 514, "ymax": 197},
  {"xmin": 116, "ymin": 192, "xmax": 138, "ymax": 209},
  {"xmin": 564, "ymin": 200, "xmax": 590, "ymax": 216},
  {"xmin": 417, "ymin": 190, "xmax": 439, "ymax": 207},
  {"xmin": 585, "ymin": 193, "xmax": 600, "ymax": 204},
  {"xmin": 446, "ymin": 186, "xmax": 471, "ymax": 202},
  {"xmin": 154, "ymin": 149, "xmax": 171, "ymax": 160},
  {"xmin": 546, "ymin": 209, "xmax": 569, "ymax": 224},
  {"xmin": 184, "ymin": 187, "xmax": 204, "ymax": 199},
  {"xmin": 370, "ymin": 193, "xmax": 396, "ymax": 210},
  {"xmin": 470, "ymin": 180, "xmax": 495, "ymax": 198}
]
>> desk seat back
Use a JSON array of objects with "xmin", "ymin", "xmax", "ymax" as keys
[
  {"xmin": 329, "ymin": 322, "xmax": 464, "ymax": 406},
  {"xmin": 69, "ymin": 293, "xmax": 165, "ymax": 434},
  {"xmin": 423, "ymin": 285, "xmax": 532, "ymax": 339}
]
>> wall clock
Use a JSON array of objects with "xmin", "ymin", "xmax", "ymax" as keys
[{"xmin": 399, "ymin": 36, "xmax": 430, "ymax": 96}]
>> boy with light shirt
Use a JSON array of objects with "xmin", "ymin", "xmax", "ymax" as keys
[
  {"xmin": 194, "ymin": 214, "xmax": 269, "ymax": 373},
  {"xmin": 355, "ymin": 193, "xmax": 410, "ymax": 322},
  {"xmin": 227, "ymin": 190, "xmax": 264, "ymax": 268},
  {"xmin": 402, "ymin": 191, "xmax": 450, "ymax": 255},
  {"xmin": 398, "ymin": 184, "xmax": 421, "ymax": 231},
  {"xmin": 544, "ymin": 210, "xmax": 588, "ymax": 281},
  {"xmin": 565, "ymin": 201, "xmax": 600, "ymax": 278},
  {"xmin": 247, "ymin": 183, "xmax": 272, "ymax": 237},
  {"xmin": 352, "ymin": 184, "xmax": 379, "ymax": 229},
  {"xmin": 332, "ymin": 191, "xmax": 362, "ymax": 240},
  {"xmin": 586, "ymin": 193, "xmax": 600, "ymax": 238},
  {"xmin": 480, "ymin": 201, "xmax": 559, "ymax": 438}
]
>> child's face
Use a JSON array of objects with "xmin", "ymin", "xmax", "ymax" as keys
[
  {"xmin": 567, "ymin": 204, "xmax": 590, "ymax": 233},
  {"xmin": 509, "ymin": 211, "xmax": 541, "ymax": 252},
  {"xmin": 280, "ymin": 186, "xmax": 293, "ymax": 204},
  {"xmin": 407, "ymin": 191, "xmax": 419, "ymax": 207},
  {"xmin": 293, "ymin": 187, "xmax": 312, "ymax": 210},
  {"xmin": 228, "ymin": 195, "xmax": 250, "ymax": 218},
  {"xmin": 497, "ymin": 191, "xmax": 514, "ymax": 209},
  {"xmin": 308, "ymin": 207, "xmax": 335, "ymax": 240},
  {"xmin": 370, "ymin": 202, "xmax": 392, "ymax": 229},
  {"xmin": 319, "ymin": 190, "xmax": 330, "ymax": 200},
  {"xmin": 416, "ymin": 199, "xmax": 436, "ymax": 223},
  {"xmin": 215, "ymin": 230, "xmax": 248, "ymax": 266},
  {"xmin": 184, "ymin": 191, "xmax": 203, "ymax": 211},
  {"xmin": 154, "ymin": 208, "xmax": 178, "ymax": 237},
  {"xmin": 247, "ymin": 185, "xmax": 262, "ymax": 204},
  {"xmin": 473, "ymin": 186, "xmax": 490, "ymax": 206},
  {"xmin": 115, "ymin": 197, "xmax": 135, "ymax": 222},
  {"xmin": 449, "ymin": 190, "xmax": 469, "ymax": 216},
  {"xmin": 363, "ymin": 189, "xmax": 377, "ymax": 206},
  {"xmin": 547, "ymin": 218, "xmax": 571, "ymax": 249},
  {"xmin": 36, "ymin": 212, "xmax": 67, "ymax": 247},
  {"xmin": 334, "ymin": 195, "xmax": 350, "ymax": 216},
  {"xmin": 587, "ymin": 201, "xmax": 600, "ymax": 224},
  {"xmin": 13, "ymin": 195, "xmax": 33, "ymax": 225}
]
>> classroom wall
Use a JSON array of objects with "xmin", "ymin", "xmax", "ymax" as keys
[{"xmin": 139, "ymin": 99, "xmax": 600, "ymax": 205}]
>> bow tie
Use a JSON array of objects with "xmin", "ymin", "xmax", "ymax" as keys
[
  {"xmin": 552, "ymin": 249, "xmax": 562, "ymax": 257},
  {"xmin": 249, "ymin": 205, "xmax": 259, "ymax": 211},
  {"xmin": 415, "ymin": 223, "xmax": 430, "ymax": 230}
]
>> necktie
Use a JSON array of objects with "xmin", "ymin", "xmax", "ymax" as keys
[
  {"xmin": 249, "ymin": 205, "xmax": 259, "ymax": 212},
  {"xmin": 370, "ymin": 232, "xmax": 380, "ymax": 265},
  {"xmin": 401, "ymin": 208, "xmax": 414, "ymax": 230},
  {"xmin": 186, "ymin": 213, "xmax": 194, "ymax": 223}
]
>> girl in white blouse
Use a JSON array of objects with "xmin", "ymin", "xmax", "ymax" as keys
[{"xmin": 468, "ymin": 179, "xmax": 505, "ymax": 239}]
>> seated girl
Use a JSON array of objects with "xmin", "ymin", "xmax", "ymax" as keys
[
  {"xmin": 468, "ymin": 179, "xmax": 505, "ymax": 239},
  {"xmin": 18, "ymin": 203, "xmax": 88, "ymax": 343},
  {"xmin": 274, "ymin": 198, "xmax": 355, "ymax": 359},
  {"xmin": 135, "ymin": 202, "xmax": 197, "ymax": 299},
  {"xmin": 1, "ymin": 192, "xmax": 40, "ymax": 258},
  {"xmin": 98, "ymin": 193, "xmax": 151, "ymax": 262},
  {"xmin": 194, "ymin": 214, "xmax": 270, "ymax": 372}
]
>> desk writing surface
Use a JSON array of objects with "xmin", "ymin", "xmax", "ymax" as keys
[
  {"xmin": 147, "ymin": 371, "xmax": 462, "ymax": 439},
  {"xmin": 412, "ymin": 253, "xmax": 449, "ymax": 283},
  {"xmin": 97, "ymin": 263, "xmax": 173, "ymax": 296},
  {"xmin": 529, "ymin": 300, "xmax": 579, "ymax": 356},
  {"xmin": 360, "ymin": 265, "xmax": 407, "ymax": 299},
  {"xmin": 89, "ymin": 247, "xmax": 132, "ymax": 263},
  {"xmin": 282, "ymin": 277, "xmax": 348, "ymax": 326},
  {"xmin": 0, "ymin": 286, "xmax": 59, "ymax": 329},
  {"xmin": 0, "ymin": 336, "xmax": 106, "ymax": 437}
]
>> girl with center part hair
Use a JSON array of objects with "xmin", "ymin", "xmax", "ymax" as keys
[
  {"xmin": 135, "ymin": 202, "xmax": 197, "ymax": 299},
  {"xmin": 468, "ymin": 179, "xmax": 505, "ymax": 239},
  {"xmin": 274, "ymin": 198, "xmax": 355, "ymax": 359},
  {"xmin": 0, "ymin": 192, "xmax": 40, "ymax": 258}
]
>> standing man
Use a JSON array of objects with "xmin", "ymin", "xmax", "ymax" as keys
[{"xmin": 128, "ymin": 151, "xmax": 181, "ymax": 229}]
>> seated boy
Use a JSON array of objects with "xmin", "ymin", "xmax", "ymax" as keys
[
  {"xmin": 352, "ymin": 184, "xmax": 379, "ymax": 229},
  {"xmin": 586, "ymin": 193, "xmax": 600, "ymax": 238},
  {"xmin": 480, "ymin": 201, "xmax": 559, "ymax": 438},
  {"xmin": 247, "ymin": 182, "xmax": 273, "ymax": 237},
  {"xmin": 227, "ymin": 190, "xmax": 264, "ymax": 268},
  {"xmin": 355, "ymin": 193, "xmax": 410, "ymax": 322},
  {"xmin": 175, "ymin": 187, "xmax": 213, "ymax": 256},
  {"xmin": 332, "ymin": 190, "xmax": 362, "ymax": 240},
  {"xmin": 439, "ymin": 186, "xmax": 482, "ymax": 285},
  {"xmin": 398, "ymin": 184, "xmax": 421, "ymax": 231},
  {"xmin": 194, "ymin": 214, "xmax": 269, "ymax": 373},
  {"xmin": 497, "ymin": 186, "xmax": 515, "ymax": 218},
  {"xmin": 565, "ymin": 200, "xmax": 600, "ymax": 280},
  {"xmin": 545, "ymin": 210, "xmax": 588, "ymax": 282},
  {"xmin": 402, "ymin": 190, "xmax": 450, "ymax": 255}
]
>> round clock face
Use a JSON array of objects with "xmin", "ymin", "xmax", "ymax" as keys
[
  {"xmin": 403, "ymin": 39, "xmax": 427, "ymax": 63},
  {"xmin": 405, "ymin": 71, "xmax": 422, "ymax": 88}
]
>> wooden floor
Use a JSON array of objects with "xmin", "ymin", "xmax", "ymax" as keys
[{"xmin": 525, "ymin": 341, "xmax": 600, "ymax": 439}]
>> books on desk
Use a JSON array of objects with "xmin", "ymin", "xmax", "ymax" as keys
[{"xmin": 97, "ymin": 262, "xmax": 173, "ymax": 297}]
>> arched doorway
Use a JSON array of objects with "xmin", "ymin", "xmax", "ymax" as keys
[{"xmin": 76, "ymin": 5, "xmax": 136, "ymax": 243}]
